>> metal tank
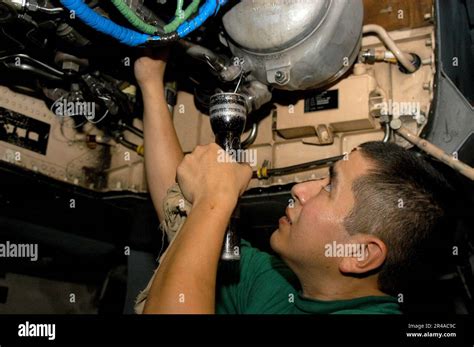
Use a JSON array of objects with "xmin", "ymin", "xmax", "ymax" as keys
[{"xmin": 222, "ymin": 0, "xmax": 364, "ymax": 91}]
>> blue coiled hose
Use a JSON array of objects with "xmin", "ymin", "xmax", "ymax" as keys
[
  {"xmin": 60, "ymin": 0, "xmax": 155, "ymax": 46},
  {"xmin": 59, "ymin": 0, "xmax": 228, "ymax": 47},
  {"xmin": 176, "ymin": 0, "xmax": 225, "ymax": 37}
]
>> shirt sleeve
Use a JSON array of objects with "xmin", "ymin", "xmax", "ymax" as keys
[{"xmin": 216, "ymin": 239, "xmax": 299, "ymax": 314}]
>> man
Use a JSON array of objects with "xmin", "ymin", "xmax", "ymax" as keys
[{"xmin": 134, "ymin": 52, "xmax": 448, "ymax": 314}]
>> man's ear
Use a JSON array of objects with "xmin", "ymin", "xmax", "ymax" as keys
[{"xmin": 338, "ymin": 234, "xmax": 387, "ymax": 275}]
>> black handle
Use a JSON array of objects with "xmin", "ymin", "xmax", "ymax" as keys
[
  {"xmin": 215, "ymin": 131, "xmax": 242, "ymax": 261},
  {"xmin": 221, "ymin": 205, "xmax": 241, "ymax": 261}
]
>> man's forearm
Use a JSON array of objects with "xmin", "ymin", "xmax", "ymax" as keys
[
  {"xmin": 142, "ymin": 82, "xmax": 184, "ymax": 222},
  {"xmin": 143, "ymin": 196, "xmax": 236, "ymax": 314}
]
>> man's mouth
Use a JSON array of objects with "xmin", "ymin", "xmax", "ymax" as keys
[
  {"xmin": 283, "ymin": 207, "xmax": 293, "ymax": 225},
  {"xmin": 279, "ymin": 216, "xmax": 292, "ymax": 226}
]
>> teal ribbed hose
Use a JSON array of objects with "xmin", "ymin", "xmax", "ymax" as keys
[
  {"xmin": 164, "ymin": 0, "xmax": 200, "ymax": 34},
  {"xmin": 110, "ymin": 0, "xmax": 159, "ymax": 35},
  {"xmin": 176, "ymin": 0, "xmax": 184, "ymax": 16}
]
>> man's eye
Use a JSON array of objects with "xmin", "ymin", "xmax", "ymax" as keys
[{"xmin": 324, "ymin": 183, "xmax": 332, "ymax": 193}]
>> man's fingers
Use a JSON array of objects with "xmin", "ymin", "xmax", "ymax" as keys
[
  {"xmin": 239, "ymin": 163, "xmax": 253, "ymax": 194},
  {"xmin": 193, "ymin": 144, "xmax": 206, "ymax": 155},
  {"xmin": 177, "ymin": 154, "xmax": 191, "ymax": 176}
]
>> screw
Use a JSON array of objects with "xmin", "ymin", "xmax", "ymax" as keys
[{"xmin": 275, "ymin": 71, "xmax": 287, "ymax": 83}]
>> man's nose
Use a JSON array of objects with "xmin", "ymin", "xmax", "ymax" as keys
[{"xmin": 291, "ymin": 177, "xmax": 329, "ymax": 205}]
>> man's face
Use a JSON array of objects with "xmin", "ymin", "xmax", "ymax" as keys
[{"xmin": 270, "ymin": 150, "xmax": 373, "ymax": 273}]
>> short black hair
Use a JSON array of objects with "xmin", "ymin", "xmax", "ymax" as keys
[{"xmin": 343, "ymin": 141, "xmax": 451, "ymax": 295}]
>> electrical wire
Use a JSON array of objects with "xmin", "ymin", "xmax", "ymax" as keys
[{"xmin": 233, "ymin": 65, "xmax": 244, "ymax": 93}]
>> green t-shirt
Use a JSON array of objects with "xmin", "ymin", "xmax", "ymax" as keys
[{"xmin": 216, "ymin": 240, "xmax": 401, "ymax": 314}]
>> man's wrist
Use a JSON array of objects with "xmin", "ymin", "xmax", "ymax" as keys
[
  {"xmin": 139, "ymin": 80, "xmax": 164, "ymax": 95},
  {"xmin": 193, "ymin": 193, "xmax": 237, "ymax": 214}
]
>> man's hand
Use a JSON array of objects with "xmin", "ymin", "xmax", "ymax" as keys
[
  {"xmin": 144, "ymin": 143, "xmax": 252, "ymax": 314},
  {"xmin": 134, "ymin": 48, "xmax": 169, "ymax": 88},
  {"xmin": 177, "ymin": 143, "xmax": 253, "ymax": 208}
]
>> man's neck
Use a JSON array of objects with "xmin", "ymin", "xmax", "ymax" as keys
[{"xmin": 295, "ymin": 267, "xmax": 387, "ymax": 301}]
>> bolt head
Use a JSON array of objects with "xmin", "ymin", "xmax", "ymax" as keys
[
  {"xmin": 274, "ymin": 70, "xmax": 288, "ymax": 84},
  {"xmin": 390, "ymin": 118, "xmax": 402, "ymax": 130}
]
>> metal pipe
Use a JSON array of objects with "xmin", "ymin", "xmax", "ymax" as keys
[
  {"xmin": 33, "ymin": 5, "xmax": 64, "ymax": 14},
  {"xmin": 382, "ymin": 122, "xmax": 391, "ymax": 143},
  {"xmin": 179, "ymin": 40, "xmax": 240, "ymax": 81},
  {"xmin": 241, "ymin": 123, "xmax": 258, "ymax": 149},
  {"xmin": 390, "ymin": 120, "xmax": 474, "ymax": 180},
  {"xmin": 3, "ymin": 0, "xmax": 64, "ymax": 13},
  {"xmin": 363, "ymin": 24, "xmax": 416, "ymax": 73},
  {"xmin": 0, "ymin": 54, "xmax": 64, "ymax": 79}
]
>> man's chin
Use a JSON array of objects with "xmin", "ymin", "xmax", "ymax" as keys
[
  {"xmin": 269, "ymin": 228, "xmax": 282, "ymax": 254},
  {"xmin": 270, "ymin": 231, "xmax": 296, "ymax": 269}
]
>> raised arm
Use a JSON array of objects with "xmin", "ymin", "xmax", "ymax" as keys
[{"xmin": 135, "ymin": 51, "xmax": 184, "ymax": 222}]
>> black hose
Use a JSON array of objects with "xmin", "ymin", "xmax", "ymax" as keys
[
  {"xmin": 121, "ymin": 122, "xmax": 144, "ymax": 138},
  {"xmin": 254, "ymin": 154, "xmax": 344, "ymax": 179},
  {"xmin": 1, "ymin": 62, "xmax": 63, "ymax": 81},
  {"xmin": 116, "ymin": 135, "xmax": 141, "ymax": 154},
  {"xmin": 0, "ymin": 54, "xmax": 65, "ymax": 81}
]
